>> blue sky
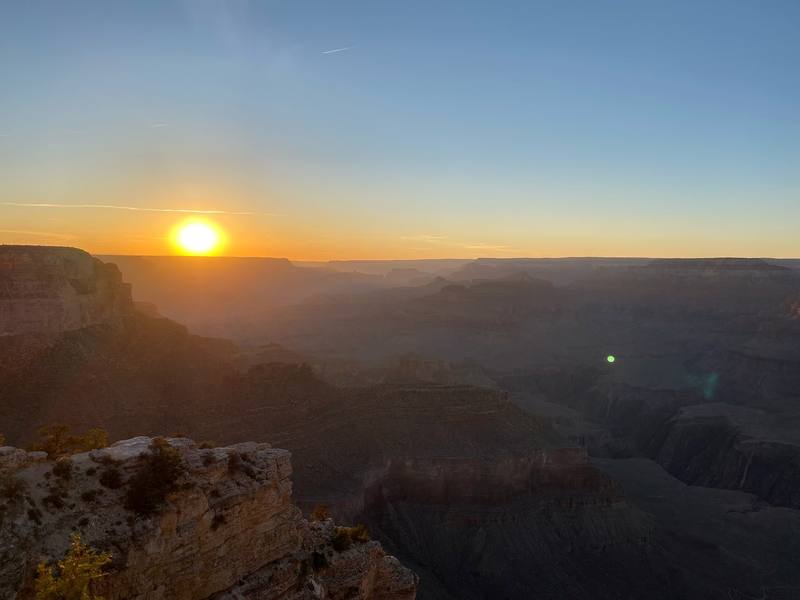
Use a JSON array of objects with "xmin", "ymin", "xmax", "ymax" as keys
[{"xmin": 1, "ymin": 0, "xmax": 798, "ymax": 258}]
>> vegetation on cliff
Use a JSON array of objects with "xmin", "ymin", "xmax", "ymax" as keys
[
  {"xmin": 31, "ymin": 426, "xmax": 108, "ymax": 459},
  {"xmin": 35, "ymin": 534, "xmax": 111, "ymax": 600},
  {"xmin": 123, "ymin": 438, "xmax": 184, "ymax": 516}
]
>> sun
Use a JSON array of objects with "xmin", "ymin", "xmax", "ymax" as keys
[{"xmin": 172, "ymin": 220, "xmax": 223, "ymax": 255}]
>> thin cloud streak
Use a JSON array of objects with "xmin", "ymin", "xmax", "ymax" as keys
[
  {"xmin": 401, "ymin": 234, "xmax": 518, "ymax": 253},
  {"xmin": 1, "ymin": 202, "xmax": 258, "ymax": 216},
  {"xmin": 0, "ymin": 229, "xmax": 76, "ymax": 240},
  {"xmin": 322, "ymin": 46, "xmax": 354, "ymax": 54}
]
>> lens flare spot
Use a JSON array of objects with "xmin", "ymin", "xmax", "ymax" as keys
[{"xmin": 606, "ymin": 355, "xmax": 616, "ymax": 364}]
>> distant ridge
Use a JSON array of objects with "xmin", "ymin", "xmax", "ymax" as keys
[{"xmin": 645, "ymin": 258, "xmax": 789, "ymax": 271}]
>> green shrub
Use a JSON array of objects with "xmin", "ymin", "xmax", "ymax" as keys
[{"xmin": 124, "ymin": 438, "xmax": 184, "ymax": 517}]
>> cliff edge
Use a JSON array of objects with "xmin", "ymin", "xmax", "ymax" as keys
[
  {"xmin": 0, "ymin": 437, "xmax": 417, "ymax": 599},
  {"xmin": 0, "ymin": 246, "xmax": 133, "ymax": 336}
]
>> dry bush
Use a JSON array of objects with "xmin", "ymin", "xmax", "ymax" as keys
[
  {"xmin": 310, "ymin": 504, "xmax": 331, "ymax": 522},
  {"xmin": 32, "ymin": 425, "xmax": 109, "ymax": 459},
  {"xmin": 35, "ymin": 533, "xmax": 111, "ymax": 600},
  {"xmin": 332, "ymin": 524, "xmax": 370, "ymax": 552}
]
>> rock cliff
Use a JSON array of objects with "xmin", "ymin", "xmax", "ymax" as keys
[
  {"xmin": 0, "ymin": 246, "xmax": 132, "ymax": 337},
  {"xmin": 0, "ymin": 437, "xmax": 417, "ymax": 599}
]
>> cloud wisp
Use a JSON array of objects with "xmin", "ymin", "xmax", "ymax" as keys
[
  {"xmin": 1, "ymin": 202, "xmax": 257, "ymax": 216},
  {"xmin": 322, "ymin": 46, "xmax": 355, "ymax": 55},
  {"xmin": 0, "ymin": 229, "xmax": 76, "ymax": 240},
  {"xmin": 401, "ymin": 234, "xmax": 517, "ymax": 254}
]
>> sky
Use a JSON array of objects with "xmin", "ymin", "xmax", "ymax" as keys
[{"xmin": 1, "ymin": 0, "xmax": 798, "ymax": 259}]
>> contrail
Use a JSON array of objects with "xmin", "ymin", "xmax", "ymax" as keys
[
  {"xmin": 1, "ymin": 202, "xmax": 255, "ymax": 215},
  {"xmin": 322, "ymin": 46, "xmax": 354, "ymax": 55}
]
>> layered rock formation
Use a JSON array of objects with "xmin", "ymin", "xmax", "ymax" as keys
[
  {"xmin": 0, "ymin": 437, "xmax": 417, "ymax": 599},
  {"xmin": 0, "ymin": 246, "xmax": 132, "ymax": 336},
  {"xmin": 361, "ymin": 450, "xmax": 664, "ymax": 600}
]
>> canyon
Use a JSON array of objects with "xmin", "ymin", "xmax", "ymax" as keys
[{"xmin": 3, "ymin": 246, "xmax": 800, "ymax": 598}]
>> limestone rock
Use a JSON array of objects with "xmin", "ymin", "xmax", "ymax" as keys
[{"xmin": 0, "ymin": 437, "xmax": 416, "ymax": 600}]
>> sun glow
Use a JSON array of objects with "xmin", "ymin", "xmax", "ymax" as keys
[{"xmin": 172, "ymin": 220, "xmax": 224, "ymax": 255}]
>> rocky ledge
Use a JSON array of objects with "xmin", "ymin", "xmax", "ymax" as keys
[{"xmin": 0, "ymin": 437, "xmax": 417, "ymax": 599}]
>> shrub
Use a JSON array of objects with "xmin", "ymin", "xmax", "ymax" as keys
[
  {"xmin": 42, "ymin": 486, "xmax": 67, "ymax": 510},
  {"xmin": 0, "ymin": 433, "xmax": 5, "ymax": 445},
  {"xmin": 0, "ymin": 473, "xmax": 27, "ymax": 501},
  {"xmin": 32, "ymin": 425, "xmax": 109, "ymax": 459},
  {"xmin": 331, "ymin": 524, "xmax": 370, "ymax": 552},
  {"xmin": 124, "ymin": 438, "xmax": 184, "ymax": 517},
  {"xmin": 28, "ymin": 507, "xmax": 43, "ymax": 524},
  {"xmin": 78, "ymin": 429, "xmax": 109, "ymax": 453},
  {"xmin": 98, "ymin": 469, "xmax": 122, "ymax": 490},
  {"xmin": 310, "ymin": 504, "xmax": 331, "ymax": 522},
  {"xmin": 81, "ymin": 489, "xmax": 100, "ymax": 503},
  {"xmin": 35, "ymin": 533, "xmax": 111, "ymax": 600},
  {"xmin": 52, "ymin": 459, "xmax": 73, "ymax": 481},
  {"xmin": 199, "ymin": 441, "xmax": 216, "ymax": 449}
]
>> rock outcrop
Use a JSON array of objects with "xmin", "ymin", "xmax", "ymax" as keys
[
  {"xmin": 0, "ymin": 437, "xmax": 417, "ymax": 600},
  {"xmin": 0, "ymin": 246, "xmax": 132, "ymax": 336}
]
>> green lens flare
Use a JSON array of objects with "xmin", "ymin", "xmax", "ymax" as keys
[{"xmin": 606, "ymin": 355, "xmax": 616, "ymax": 363}]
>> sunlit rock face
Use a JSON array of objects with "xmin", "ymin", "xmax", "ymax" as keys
[
  {"xmin": 0, "ymin": 437, "xmax": 417, "ymax": 600},
  {"xmin": 0, "ymin": 246, "xmax": 133, "ymax": 336}
]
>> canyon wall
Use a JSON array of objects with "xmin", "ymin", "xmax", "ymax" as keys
[{"xmin": 0, "ymin": 246, "xmax": 133, "ymax": 336}]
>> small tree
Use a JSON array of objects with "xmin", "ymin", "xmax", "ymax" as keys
[{"xmin": 35, "ymin": 534, "xmax": 111, "ymax": 600}]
